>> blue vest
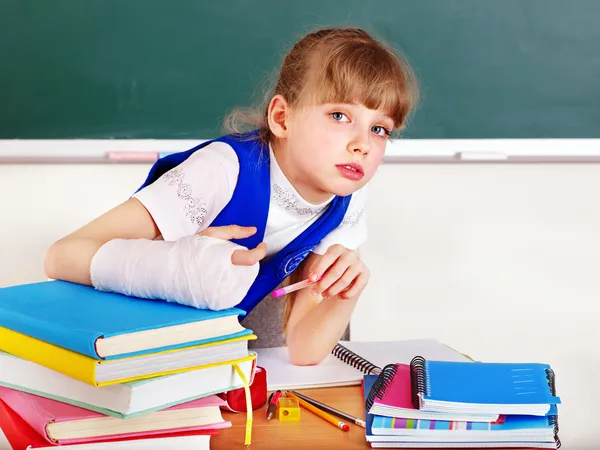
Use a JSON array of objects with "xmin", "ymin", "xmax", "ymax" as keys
[{"xmin": 136, "ymin": 133, "xmax": 352, "ymax": 313}]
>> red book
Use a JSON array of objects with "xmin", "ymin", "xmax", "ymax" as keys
[{"xmin": 0, "ymin": 400, "xmax": 219, "ymax": 449}]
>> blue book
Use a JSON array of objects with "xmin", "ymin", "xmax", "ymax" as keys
[
  {"xmin": 410, "ymin": 357, "xmax": 561, "ymax": 417},
  {"xmin": 0, "ymin": 280, "xmax": 252, "ymax": 360}
]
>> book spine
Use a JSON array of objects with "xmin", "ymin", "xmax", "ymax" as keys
[
  {"xmin": 0, "ymin": 290, "xmax": 99, "ymax": 359},
  {"xmin": 409, "ymin": 356, "xmax": 429, "ymax": 409},
  {"xmin": 0, "ymin": 327, "xmax": 98, "ymax": 386},
  {"xmin": 0, "ymin": 389, "xmax": 54, "ymax": 443}
]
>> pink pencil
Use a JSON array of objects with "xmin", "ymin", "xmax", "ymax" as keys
[{"xmin": 271, "ymin": 278, "xmax": 319, "ymax": 297}]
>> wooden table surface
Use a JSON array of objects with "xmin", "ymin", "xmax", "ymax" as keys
[
  {"xmin": 215, "ymin": 386, "xmax": 367, "ymax": 449},
  {"xmin": 212, "ymin": 386, "xmax": 539, "ymax": 450}
]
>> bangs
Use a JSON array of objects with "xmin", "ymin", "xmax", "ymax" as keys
[{"xmin": 303, "ymin": 41, "xmax": 418, "ymax": 129}]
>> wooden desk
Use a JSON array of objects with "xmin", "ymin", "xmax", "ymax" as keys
[
  {"xmin": 215, "ymin": 386, "xmax": 367, "ymax": 449},
  {"xmin": 213, "ymin": 387, "xmax": 543, "ymax": 450}
]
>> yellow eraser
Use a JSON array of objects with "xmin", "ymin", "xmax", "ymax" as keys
[{"xmin": 278, "ymin": 397, "xmax": 301, "ymax": 422}]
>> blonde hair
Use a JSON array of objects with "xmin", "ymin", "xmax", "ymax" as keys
[
  {"xmin": 224, "ymin": 28, "xmax": 419, "ymax": 333},
  {"xmin": 224, "ymin": 27, "xmax": 419, "ymax": 143}
]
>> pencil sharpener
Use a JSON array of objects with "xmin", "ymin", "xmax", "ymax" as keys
[{"xmin": 278, "ymin": 397, "xmax": 300, "ymax": 422}]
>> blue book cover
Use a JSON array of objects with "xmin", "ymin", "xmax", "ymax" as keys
[
  {"xmin": 0, "ymin": 280, "xmax": 251, "ymax": 360},
  {"xmin": 364, "ymin": 374, "xmax": 378, "ymax": 438},
  {"xmin": 418, "ymin": 360, "xmax": 561, "ymax": 405}
]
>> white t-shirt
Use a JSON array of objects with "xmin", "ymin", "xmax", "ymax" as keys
[{"xmin": 134, "ymin": 141, "xmax": 368, "ymax": 257}]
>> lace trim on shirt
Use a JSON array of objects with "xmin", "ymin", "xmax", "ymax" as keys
[
  {"xmin": 163, "ymin": 168, "xmax": 208, "ymax": 228},
  {"xmin": 272, "ymin": 184, "xmax": 327, "ymax": 216},
  {"xmin": 341, "ymin": 209, "xmax": 363, "ymax": 227}
]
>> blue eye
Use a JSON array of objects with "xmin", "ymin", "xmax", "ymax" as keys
[
  {"xmin": 332, "ymin": 112, "xmax": 349, "ymax": 122},
  {"xmin": 372, "ymin": 125, "xmax": 391, "ymax": 137}
]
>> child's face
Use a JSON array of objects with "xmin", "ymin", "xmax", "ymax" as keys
[{"xmin": 284, "ymin": 102, "xmax": 393, "ymax": 202}]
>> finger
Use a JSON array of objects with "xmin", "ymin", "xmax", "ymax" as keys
[
  {"xmin": 199, "ymin": 225, "xmax": 257, "ymax": 241},
  {"xmin": 231, "ymin": 242, "xmax": 267, "ymax": 266},
  {"xmin": 339, "ymin": 271, "xmax": 370, "ymax": 300},
  {"xmin": 313, "ymin": 251, "xmax": 357, "ymax": 296},
  {"xmin": 308, "ymin": 245, "xmax": 346, "ymax": 282},
  {"xmin": 323, "ymin": 265, "xmax": 360, "ymax": 298}
]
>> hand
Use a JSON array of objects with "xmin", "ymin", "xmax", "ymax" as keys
[
  {"xmin": 197, "ymin": 225, "xmax": 267, "ymax": 266},
  {"xmin": 307, "ymin": 244, "xmax": 370, "ymax": 300}
]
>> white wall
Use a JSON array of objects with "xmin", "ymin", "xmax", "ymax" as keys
[
  {"xmin": 1, "ymin": 161, "xmax": 598, "ymax": 447},
  {"xmin": 357, "ymin": 163, "xmax": 600, "ymax": 448},
  {"xmin": 0, "ymin": 164, "xmax": 151, "ymax": 285}
]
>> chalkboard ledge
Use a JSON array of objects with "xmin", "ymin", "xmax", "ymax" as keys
[{"xmin": 0, "ymin": 139, "xmax": 599, "ymax": 164}]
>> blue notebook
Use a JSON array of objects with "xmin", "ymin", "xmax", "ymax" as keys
[
  {"xmin": 364, "ymin": 374, "xmax": 378, "ymax": 440},
  {"xmin": 365, "ymin": 374, "xmax": 560, "ymax": 447},
  {"xmin": 410, "ymin": 357, "xmax": 561, "ymax": 416},
  {"xmin": 372, "ymin": 405, "xmax": 558, "ymax": 433},
  {"xmin": 0, "ymin": 280, "xmax": 252, "ymax": 359}
]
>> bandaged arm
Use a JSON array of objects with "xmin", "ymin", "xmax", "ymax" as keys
[{"xmin": 90, "ymin": 235, "xmax": 259, "ymax": 310}]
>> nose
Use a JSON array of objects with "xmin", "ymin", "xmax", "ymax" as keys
[{"xmin": 347, "ymin": 128, "xmax": 370, "ymax": 156}]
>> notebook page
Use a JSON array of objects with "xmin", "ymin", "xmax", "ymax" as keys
[
  {"xmin": 340, "ymin": 338, "xmax": 471, "ymax": 369},
  {"xmin": 256, "ymin": 347, "xmax": 364, "ymax": 390},
  {"xmin": 256, "ymin": 339, "xmax": 470, "ymax": 390}
]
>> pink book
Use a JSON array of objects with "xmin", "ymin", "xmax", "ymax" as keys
[
  {"xmin": 0, "ymin": 386, "xmax": 231, "ymax": 445},
  {"xmin": 367, "ymin": 364, "xmax": 499, "ymax": 422},
  {"xmin": 0, "ymin": 399, "xmax": 219, "ymax": 450}
]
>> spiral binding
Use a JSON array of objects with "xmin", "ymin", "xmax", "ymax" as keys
[
  {"xmin": 409, "ymin": 356, "xmax": 428, "ymax": 409},
  {"xmin": 545, "ymin": 368, "xmax": 557, "ymax": 396},
  {"xmin": 547, "ymin": 414, "xmax": 561, "ymax": 448},
  {"xmin": 331, "ymin": 343, "xmax": 381, "ymax": 375},
  {"xmin": 545, "ymin": 368, "xmax": 561, "ymax": 448},
  {"xmin": 364, "ymin": 363, "xmax": 399, "ymax": 412}
]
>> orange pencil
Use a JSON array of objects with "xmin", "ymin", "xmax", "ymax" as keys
[{"xmin": 286, "ymin": 392, "xmax": 349, "ymax": 431}]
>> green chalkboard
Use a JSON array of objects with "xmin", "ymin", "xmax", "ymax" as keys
[{"xmin": 1, "ymin": 0, "xmax": 599, "ymax": 139}]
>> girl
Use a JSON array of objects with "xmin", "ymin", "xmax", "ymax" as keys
[{"xmin": 44, "ymin": 27, "xmax": 418, "ymax": 366}]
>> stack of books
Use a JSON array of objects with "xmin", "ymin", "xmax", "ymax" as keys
[
  {"xmin": 364, "ymin": 357, "xmax": 562, "ymax": 448},
  {"xmin": 0, "ymin": 280, "xmax": 258, "ymax": 449}
]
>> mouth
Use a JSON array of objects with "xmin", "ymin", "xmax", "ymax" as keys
[{"xmin": 335, "ymin": 163, "xmax": 364, "ymax": 181}]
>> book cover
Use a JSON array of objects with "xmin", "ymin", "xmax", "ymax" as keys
[
  {"xmin": 0, "ymin": 399, "xmax": 219, "ymax": 449},
  {"xmin": 0, "ymin": 387, "xmax": 229, "ymax": 445},
  {"xmin": 369, "ymin": 363, "xmax": 498, "ymax": 422},
  {"xmin": 0, "ymin": 327, "xmax": 256, "ymax": 386},
  {"xmin": 0, "ymin": 280, "xmax": 251, "ymax": 359},
  {"xmin": 418, "ymin": 360, "xmax": 561, "ymax": 406},
  {"xmin": 0, "ymin": 350, "xmax": 257, "ymax": 417}
]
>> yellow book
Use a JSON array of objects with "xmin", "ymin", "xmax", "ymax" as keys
[{"xmin": 0, "ymin": 326, "xmax": 256, "ymax": 386}]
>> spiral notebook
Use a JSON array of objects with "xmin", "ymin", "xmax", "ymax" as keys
[
  {"xmin": 366, "ymin": 364, "xmax": 499, "ymax": 422},
  {"xmin": 364, "ymin": 375, "xmax": 561, "ymax": 449},
  {"xmin": 255, "ymin": 339, "xmax": 471, "ymax": 391},
  {"xmin": 409, "ymin": 357, "xmax": 561, "ymax": 416}
]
